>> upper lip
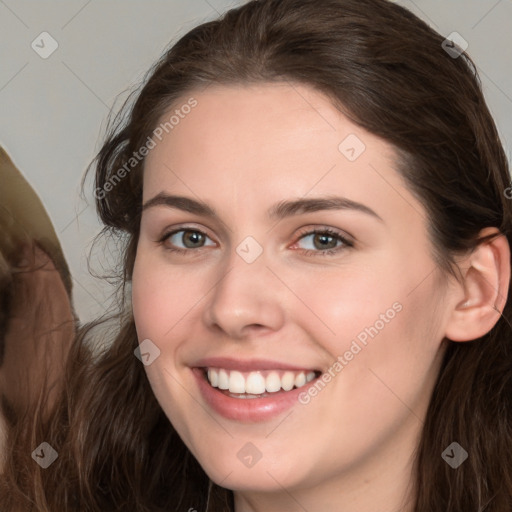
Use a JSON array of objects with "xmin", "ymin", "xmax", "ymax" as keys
[{"xmin": 193, "ymin": 357, "xmax": 320, "ymax": 372}]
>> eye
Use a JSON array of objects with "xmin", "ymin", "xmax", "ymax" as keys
[
  {"xmin": 292, "ymin": 227, "xmax": 353, "ymax": 256},
  {"xmin": 157, "ymin": 225, "xmax": 353, "ymax": 257},
  {"xmin": 158, "ymin": 228, "xmax": 215, "ymax": 254}
]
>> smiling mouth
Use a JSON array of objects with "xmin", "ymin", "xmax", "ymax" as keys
[{"xmin": 202, "ymin": 368, "xmax": 322, "ymax": 399}]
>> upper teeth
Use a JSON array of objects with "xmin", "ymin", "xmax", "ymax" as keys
[{"xmin": 206, "ymin": 368, "xmax": 316, "ymax": 394}]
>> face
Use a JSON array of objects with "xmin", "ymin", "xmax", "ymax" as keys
[{"xmin": 131, "ymin": 82, "xmax": 452, "ymax": 499}]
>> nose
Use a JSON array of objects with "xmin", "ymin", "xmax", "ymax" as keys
[{"xmin": 202, "ymin": 244, "xmax": 286, "ymax": 340}]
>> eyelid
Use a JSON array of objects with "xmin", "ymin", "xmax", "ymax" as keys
[
  {"xmin": 157, "ymin": 224, "xmax": 354, "ymax": 255},
  {"xmin": 292, "ymin": 225, "xmax": 354, "ymax": 245},
  {"xmin": 157, "ymin": 223, "xmax": 217, "ymax": 246},
  {"xmin": 289, "ymin": 226, "xmax": 354, "ymax": 256},
  {"xmin": 155, "ymin": 224, "xmax": 217, "ymax": 254}
]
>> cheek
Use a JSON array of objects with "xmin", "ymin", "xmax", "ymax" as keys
[
  {"xmin": 131, "ymin": 249, "xmax": 196, "ymax": 341},
  {"xmin": 286, "ymin": 263, "xmax": 443, "ymax": 464},
  {"xmin": 288, "ymin": 250, "xmax": 444, "ymax": 399},
  {"xmin": 306, "ymin": 247, "xmax": 440, "ymax": 344},
  {"xmin": 131, "ymin": 251, "xmax": 198, "ymax": 433},
  {"xmin": 285, "ymin": 255, "xmax": 404, "ymax": 349}
]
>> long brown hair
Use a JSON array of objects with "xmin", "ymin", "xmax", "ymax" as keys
[{"xmin": 3, "ymin": 0, "xmax": 512, "ymax": 509}]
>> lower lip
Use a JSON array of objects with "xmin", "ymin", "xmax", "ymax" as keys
[{"xmin": 192, "ymin": 368, "xmax": 316, "ymax": 423}]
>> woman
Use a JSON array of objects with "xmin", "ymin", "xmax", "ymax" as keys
[
  {"xmin": 0, "ymin": 147, "xmax": 76, "ymax": 479},
  {"xmin": 3, "ymin": 0, "xmax": 512, "ymax": 510}
]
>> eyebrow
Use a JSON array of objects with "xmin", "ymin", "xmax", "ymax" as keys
[{"xmin": 142, "ymin": 193, "xmax": 384, "ymax": 223}]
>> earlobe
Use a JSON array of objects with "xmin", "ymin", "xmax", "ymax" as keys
[{"xmin": 444, "ymin": 227, "xmax": 510, "ymax": 342}]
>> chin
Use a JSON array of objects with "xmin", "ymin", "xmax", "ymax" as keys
[{"xmin": 193, "ymin": 447, "xmax": 311, "ymax": 493}]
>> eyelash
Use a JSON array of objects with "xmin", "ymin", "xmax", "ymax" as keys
[
  {"xmin": 157, "ymin": 226, "xmax": 354, "ymax": 257},
  {"xmin": 294, "ymin": 227, "xmax": 354, "ymax": 256}
]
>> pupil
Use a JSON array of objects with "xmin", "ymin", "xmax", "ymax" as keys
[
  {"xmin": 315, "ymin": 234, "xmax": 335, "ymax": 250},
  {"xmin": 185, "ymin": 231, "xmax": 203, "ymax": 247}
]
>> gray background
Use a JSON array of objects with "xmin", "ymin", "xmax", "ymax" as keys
[{"xmin": 1, "ymin": 0, "xmax": 511, "ymax": 324}]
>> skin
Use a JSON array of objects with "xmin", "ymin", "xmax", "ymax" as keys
[{"xmin": 131, "ymin": 82, "xmax": 510, "ymax": 512}]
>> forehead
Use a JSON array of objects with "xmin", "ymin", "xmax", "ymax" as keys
[{"xmin": 142, "ymin": 82, "xmax": 412, "ymax": 221}]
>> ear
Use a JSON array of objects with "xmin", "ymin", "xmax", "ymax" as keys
[{"xmin": 444, "ymin": 227, "xmax": 510, "ymax": 342}]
